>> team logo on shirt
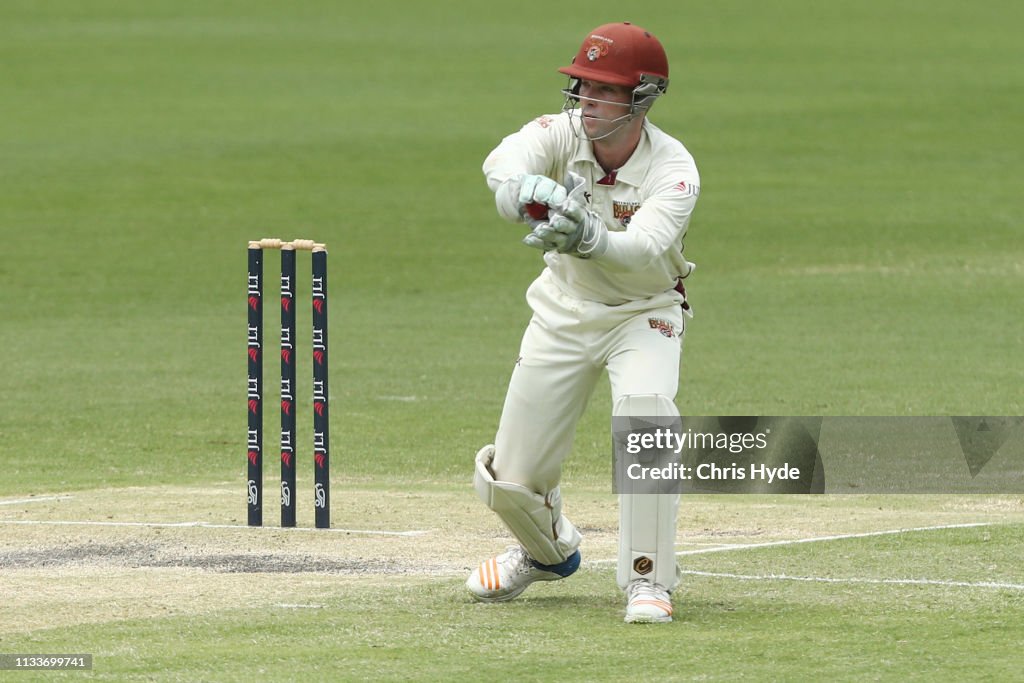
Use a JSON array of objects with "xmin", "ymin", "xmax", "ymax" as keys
[
  {"xmin": 532, "ymin": 115, "xmax": 554, "ymax": 129},
  {"xmin": 648, "ymin": 318, "xmax": 676, "ymax": 338},
  {"xmin": 613, "ymin": 201, "xmax": 641, "ymax": 227}
]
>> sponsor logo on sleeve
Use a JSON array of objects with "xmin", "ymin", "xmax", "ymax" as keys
[{"xmin": 673, "ymin": 180, "xmax": 700, "ymax": 198}]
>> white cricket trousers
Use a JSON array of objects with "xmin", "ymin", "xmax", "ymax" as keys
[{"xmin": 491, "ymin": 268, "xmax": 686, "ymax": 492}]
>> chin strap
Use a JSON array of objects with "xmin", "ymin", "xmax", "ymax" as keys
[
  {"xmin": 561, "ymin": 100, "xmax": 638, "ymax": 142},
  {"xmin": 559, "ymin": 75, "xmax": 665, "ymax": 141}
]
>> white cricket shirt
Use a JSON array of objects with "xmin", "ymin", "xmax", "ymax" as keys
[{"xmin": 483, "ymin": 111, "xmax": 700, "ymax": 305}]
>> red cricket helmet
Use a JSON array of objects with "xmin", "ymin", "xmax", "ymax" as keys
[{"xmin": 558, "ymin": 22, "xmax": 669, "ymax": 94}]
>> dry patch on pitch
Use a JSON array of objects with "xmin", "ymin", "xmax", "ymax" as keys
[
  {"xmin": 2, "ymin": 484, "xmax": 1022, "ymax": 633},
  {"xmin": 0, "ymin": 482, "xmax": 574, "ymax": 634}
]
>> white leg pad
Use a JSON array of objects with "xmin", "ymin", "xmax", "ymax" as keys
[
  {"xmin": 474, "ymin": 445, "xmax": 582, "ymax": 566},
  {"xmin": 614, "ymin": 394, "xmax": 681, "ymax": 590}
]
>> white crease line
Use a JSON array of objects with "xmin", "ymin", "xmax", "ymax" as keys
[
  {"xmin": 275, "ymin": 603, "xmax": 325, "ymax": 609},
  {"xmin": 682, "ymin": 570, "xmax": 1024, "ymax": 591},
  {"xmin": 0, "ymin": 496, "xmax": 72, "ymax": 506},
  {"xmin": 586, "ymin": 523, "xmax": 994, "ymax": 566},
  {"xmin": 677, "ymin": 522, "xmax": 994, "ymax": 556},
  {"xmin": 0, "ymin": 520, "xmax": 433, "ymax": 537}
]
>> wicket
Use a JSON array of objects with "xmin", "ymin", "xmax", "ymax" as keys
[{"xmin": 247, "ymin": 238, "xmax": 330, "ymax": 528}]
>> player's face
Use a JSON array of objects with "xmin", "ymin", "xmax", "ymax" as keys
[{"xmin": 577, "ymin": 79, "xmax": 633, "ymax": 138}]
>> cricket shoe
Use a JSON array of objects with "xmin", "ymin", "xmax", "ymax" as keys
[
  {"xmin": 466, "ymin": 546, "xmax": 581, "ymax": 602},
  {"xmin": 625, "ymin": 580, "xmax": 673, "ymax": 624}
]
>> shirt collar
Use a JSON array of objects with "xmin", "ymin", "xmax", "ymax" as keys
[{"xmin": 568, "ymin": 120, "xmax": 651, "ymax": 188}]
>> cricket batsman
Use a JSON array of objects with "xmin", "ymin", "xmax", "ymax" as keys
[{"xmin": 467, "ymin": 22, "xmax": 700, "ymax": 623}]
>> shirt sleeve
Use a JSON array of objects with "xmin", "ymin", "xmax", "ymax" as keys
[
  {"xmin": 600, "ymin": 172, "xmax": 700, "ymax": 271},
  {"xmin": 483, "ymin": 115, "xmax": 573, "ymax": 221}
]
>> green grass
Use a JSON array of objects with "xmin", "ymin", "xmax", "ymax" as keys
[
  {"xmin": 6, "ymin": 527, "xmax": 1024, "ymax": 682},
  {"xmin": 0, "ymin": 0, "xmax": 1022, "ymax": 680}
]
